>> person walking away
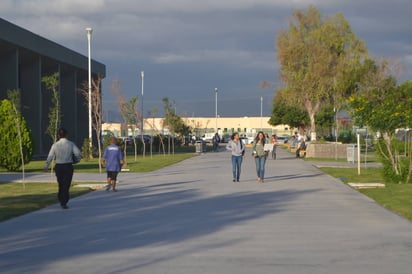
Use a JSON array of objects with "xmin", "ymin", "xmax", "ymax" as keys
[
  {"xmin": 102, "ymin": 137, "xmax": 124, "ymax": 192},
  {"xmin": 271, "ymin": 135, "xmax": 278, "ymax": 160},
  {"xmin": 44, "ymin": 128, "xmax": 81, "ymax": 209},
  {"xmin": 226, "ymin": 132, "xmax": 245, "ymax": 182},
  {"xmin": 212, "ymin": 132, "xmax": 220, "ymax": 152},
  {"xmin": 252, "ymin": 131, "xmax": 268, "ymax": 183},
  {"xmin": 295, "ymin": 132, "xmax": 303, "ymax": 158}
]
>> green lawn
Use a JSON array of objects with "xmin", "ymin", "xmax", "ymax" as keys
[
  {"xmin": 318, "ymin": 166, "xmax": 412, "ymax": 221},
  {"xmin": 359, "ymin": 184, "xmax": 412, "ymax": 221},
  {"xmin": 318, "ymin": 167, "xmax": 385, "ymax": 183},
  {"xmin": 0, "ymin": 152, "xmax": 197, "ymax": 222},
  {"xmin": 0, "ymin": 153, "xmax": 197, "ymax": 173},
  {"xmin": 0, "ymin": 182, "xmax": 92, "ymax": 222}
]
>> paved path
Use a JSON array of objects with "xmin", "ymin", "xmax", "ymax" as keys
[{"xmin": 0, "ymin": 148, "xmax": 411, "ymax": 274}]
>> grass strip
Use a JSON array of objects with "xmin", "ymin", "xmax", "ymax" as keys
[
  {"xmin": 0, "ymin": 153, "xmax": 197, "ymax": 173},
  {"xmin": 318, "ymin": 166, "xmax": 412, "ymax": 221},
  {"xmin": 0, "ymin": 182, "xmax": 92, "ymax": 222},
  {"xmin": 0, "ymin": 153, "xmax": 197, "ymax": 222}
]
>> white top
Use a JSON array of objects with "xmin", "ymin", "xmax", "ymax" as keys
[{"xmin": 226, "ymin": 140, "xmax": 245, "ymax": 156}]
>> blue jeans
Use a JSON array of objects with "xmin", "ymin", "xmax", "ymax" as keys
[
  {"xmin": 254, "ymin": 156, "xmax": 266, "ymax": 180},
  {"xmin": 231, "ymin": 155, "xmax": 243, "ymax": 180},
  {"xmin": 272, "ymin": 146, "xmax": 277, "ymax": 159},
  {"xmin": 213, "ymin": 142, "xmax": 219, "ymax": 152}
]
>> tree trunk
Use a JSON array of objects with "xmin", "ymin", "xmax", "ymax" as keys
[
  {"xmin": 304, "ymin": 99, "xmax": 320, "ymax": 141},
  {"xmin": 382, "ymin": 133, "xmax": 400, "ymax": 176},
  {"xmin": 96, "ymin": 133, "xmax": 102, "ymax": 174}
]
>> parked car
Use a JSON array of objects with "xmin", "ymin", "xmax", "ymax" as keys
[
  {"xmin": 222, "ymin": 134, "xmax": 231, "ymax": 143},
  {"xmin": 119, "ymin": 136, "xmax": 133, "ymax": 146},
  {"xmin": 135, "ymin": 135, "xmax": 152, "ymax": 144},
  {"xmin": 276, "ymin": 135, "xmax": 290, "ymax": 144}
]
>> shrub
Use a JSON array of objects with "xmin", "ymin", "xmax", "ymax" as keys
[
  {"xmin": 81, "ymin": 138, "xmax": 97, "ymax": 161},
  {"xmin": 376, "ymin": 138, "xmax": 411, "ymax": 184},
  {"xmin": 0, "ymin": 99, "xmax": 34, "ymax": 170}
]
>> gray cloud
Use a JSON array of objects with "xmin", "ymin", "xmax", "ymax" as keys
[{"xmin": 1, "ymin": 0, "xmax": 411, "ymax": 118}]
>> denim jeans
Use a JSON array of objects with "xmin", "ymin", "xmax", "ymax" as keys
[
  {"xmin": 272, "ymin": 146, "xmax": 277, "ymax": 159},
  {"xmin": 254, "ymin": 156, "xmax": 266, "ymax": 179},
  {"xmin": 231, "ymin": 155, "xmax": 243, "ymax": 180}
]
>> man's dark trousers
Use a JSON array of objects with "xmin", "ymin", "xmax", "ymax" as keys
[{"xmin": 55, "ymin": 163, "xmax": 74, "ymax": 206}]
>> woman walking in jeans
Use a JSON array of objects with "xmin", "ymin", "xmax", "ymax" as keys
[
  {"xmin": 252, "ymin": 131, "xmax": 267, "ymax": 183},
  {"xmin": 226, "ymin": 132, "xmax": 245, "ymax": 182}
]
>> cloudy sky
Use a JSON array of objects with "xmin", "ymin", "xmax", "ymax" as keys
[{"xmin": 1, "ymin": 0, "xmax": 411, "ymax": 120}]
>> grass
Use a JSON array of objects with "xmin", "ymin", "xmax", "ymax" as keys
[
  {"xmin": 0, "ymin": 153, "xmax": 197, "ymax": 173},
  {"xmin": 0, "ymin": 182, "xmax": 92, "ymax": 222},
  {"xmin": 359, "ymin": 184, "xmax": 412, "ymax": 221},
  {"xmin": 318, "ymin": 166, "xmax": 412, "ymax": 221},
  {"xmin": 0, "ymin": 152, "xmax": 197, "ymax": 222},
  {"xmin": 318, "ymin": 167, "xmax": 385, "ymax": 183}
]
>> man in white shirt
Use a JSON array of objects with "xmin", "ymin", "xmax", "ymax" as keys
[{"xmin": 44, "ymin": 128, "xmax": 81, "ymax": 209}]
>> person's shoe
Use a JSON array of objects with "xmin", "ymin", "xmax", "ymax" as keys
[
  {"xmin": 105, "ymin": 184, "xmax": 111, "ymax": 191},
  {"xmin": 236, "ymin": 179, "xmax": 239, "ymax": 182},
  {"xmin": 61, "ymin": 205, "xmax": 69, "ymax": 209},
  {"xmin": 232, "ymin": 179, "xmax": 236, "ymax": 182},
  {"xmin": 112, "ymin": 189, "xmax": 118, "ymax": 192}
]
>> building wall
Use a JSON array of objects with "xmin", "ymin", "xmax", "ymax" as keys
[
  {"xmin": 0, "ymin": 18, "xmax": 106, "ymax": 156},
  {"xmin": 103, "ymin": 117, "xmax": 292, "ymax": 138}
]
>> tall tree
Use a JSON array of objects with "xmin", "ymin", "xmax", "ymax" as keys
[
  {"xmin": 121, "ymin": 97, "xmax": 139, "ymax": 161},
  {"xmin": 276, "ymin": 5, "xmax": 367, "ymax": 139},
  {"xmin": 0, "ymin": 98, "xmax": 33, "ymax": 171},
  {"xmin": 7, "ymin": 90, "xmax": 31, "ymax": 181},
  {"xmin": 80, "ymin": 75, "xmax": 104, "ymax": 171},
  {"xmin": 147, "ymin": 106, "xmax": 166, "ymax": 156},
  {"xmin": 269, "ymin": 89, "xmax": 309, "ymax": 131},
  {"xmin": 162, "ymin": 97, "xmax": 191, "ymax": 149},
  {"xmin": 111, "ymin": 79, "xmax": 142, "ymax": 162},
  {"xmin": 348, "ymin": 60, "xmax": 412, "ymax": 183},
  {"xmin": 42, "ymin": 72, "xmax": 60, "ymax": 143}
]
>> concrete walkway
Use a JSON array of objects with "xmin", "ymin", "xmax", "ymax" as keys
[{"xmin": 0, "ymin": 148, "xmax": 411, "ymax": 274}]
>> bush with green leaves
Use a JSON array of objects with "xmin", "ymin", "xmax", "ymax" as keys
[
  {"xmin": 0, "ymin": 99, "xmax": 34, "ymax": 171},
  {"xmin": 81, "ymin": 138, "xmax": 97, "ymax": 161},
  {"xmin": 376, "ymin": 138, "xmax": 411, "ymax": 184}
]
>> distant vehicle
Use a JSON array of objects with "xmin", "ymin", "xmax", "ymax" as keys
[
  {"xmin": 202, "ymin": 133, "xmax": 215, "ymax": 143},
  {"xmin": 239, "ymin": 133, "xmax": 255, "ymax": 144},
  {"xmin": 276, "ymin": 135, "xmax": 290, "ymax": 144},
  {"xmin": 135, "ymin": 135, "xmax": 152, "ymax": 144},
  {"xmin": 119, "ymin": 136, "xmax": 133, "ymax": 146},
  {"xmin": 222, "ymin": 134, "xmax": 231, "ymax": 143}
]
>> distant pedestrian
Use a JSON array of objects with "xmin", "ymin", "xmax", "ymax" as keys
[
  {"xmin": 294, "ymin": 131, "xmax": 304, "ymax": 158},
  {"xmin": 226, "ymin": 132, "xmax": 245, "ymax": 182},
  {"xmin": 271, "ymin": 135, "xmax": 277, "ymax": 160},
  {"xmin": 212, "ymin": 132, "xmax": 220, "ymax": 152},
  {"xmin": 44, "ymin": 128, "xmax": 81, "ymax": 209},
  {"xmin": 102, "ymin": 137, "xmax": 124, "ymax": 192},
  {"xmin": 252, "ymin": 131, "xmax": 268, "ymax": 183}
]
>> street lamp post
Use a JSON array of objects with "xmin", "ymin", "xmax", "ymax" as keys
[
  {"xmin": 141, "ymin": 71, "xmax": 145, "ymax": 156},
  {"xmin": 214, "ymin": 88, "xmax": 218, "ymax": 132},
  {"xmin": 85, "ymin": 27, "xmax": 93, "ymax": 149},
  {"xmin": 260, "ymin": 96, "xmax": 263, "ymax": 131}
]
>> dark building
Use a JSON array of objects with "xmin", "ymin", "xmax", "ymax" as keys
[{"xmin": 0, "ymin": 18, "xmax": 106, "ymax": 157}]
